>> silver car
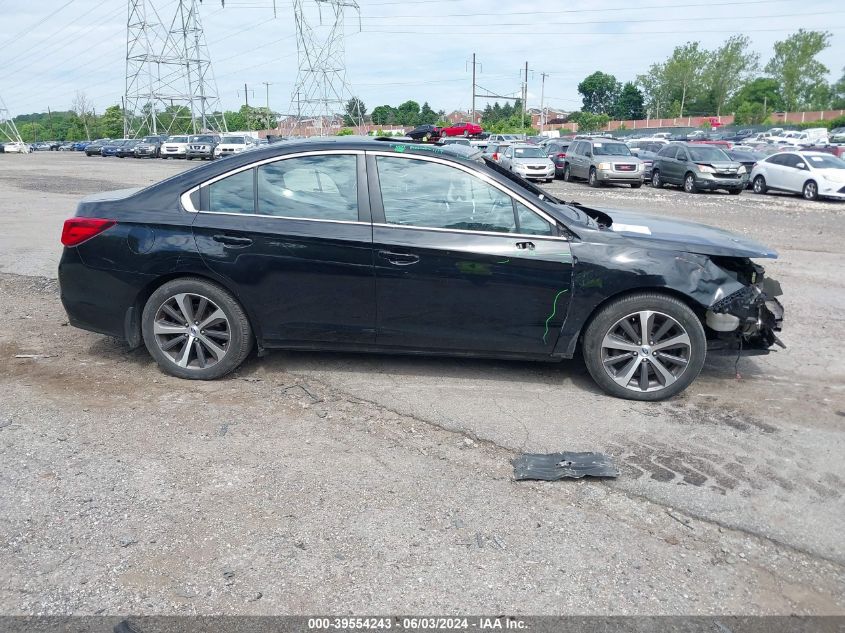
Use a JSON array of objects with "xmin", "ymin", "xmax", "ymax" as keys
[
  {"xmin": 499, "ymin": 144, "xmax": 555, "ymax": 182},
  {"xmin": 564, "ymin": 139, "xmax": 644, "ymax": 188}
]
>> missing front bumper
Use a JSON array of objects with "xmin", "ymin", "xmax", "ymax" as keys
[{"xmin": 707, "ymin": 277, "xmax": 784, "ymax": 349}]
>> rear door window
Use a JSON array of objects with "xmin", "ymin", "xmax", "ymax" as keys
[
  {"xmin": 256, "ymin": 154, "xmax": 358, "ymax": 221},
  {"xmin": 208, "ymin": 169, "xmax": 255, "ymax": 214}
]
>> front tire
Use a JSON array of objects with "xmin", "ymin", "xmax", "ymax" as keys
[
  {"xmin": 684, "ymin": 172, "xmax": 698, "ymax": 194},
  {"xmin": 631, "ymin": 182, "xmax": 642, "ymax": 189},
  {"xmin": 588, "ymin": 167, "xmax": 601, "ymax": 188},
  {"xmin": 651, "ymin": 170, "xmax": 663, "ymax": 188},
  {"xmin": 803, "ymin": 180, "xmax": 819, "ymax": 201},
  {"xmin": 582, "ymin": 293, "xmax": 706, "ymax": 401},
  {"xmin": 729, "ymin": 188, "xmax": 742, "ymax": 195},
  {"xmin": 563, "ymin": 164, "xmax": 572, "ymax": 182},
  {"xmin": 142, "ymin": 278, "xmax": 253, "ymax": 380}
]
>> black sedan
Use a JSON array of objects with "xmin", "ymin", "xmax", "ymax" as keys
[
  {"xmin": 406, "ymin": 124, "xmax": 442, "ymax": 141},
  {"xmin": 58, "ymin": 138, "xmax": 784, "ymax": 400}
]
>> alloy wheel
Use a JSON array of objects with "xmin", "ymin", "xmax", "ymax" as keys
[
  {"xmin": 684, "ymin": 174, "xmax": 696, "ymax": 193},
  {"xmin": 600, "ymin": 310, "xmax": 692, "ymax": 394},
  {"xmin": 803, "ymin": 181, "xmax": 818, "ymax": 200},
  {"xmin": 152, "ymin": 292, "xmax": 230, "ymax": 369}
]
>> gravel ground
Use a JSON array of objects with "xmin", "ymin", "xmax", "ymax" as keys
[{"xmin": 0, "ymin": 152, "xmax": 843, "ymax": 615}]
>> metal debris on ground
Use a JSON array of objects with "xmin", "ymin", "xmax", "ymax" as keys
[{"xmin": 513, "ymin": 452, "xmax": 619, "ymax": 481}]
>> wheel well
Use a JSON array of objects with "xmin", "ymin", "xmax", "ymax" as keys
[
  {"xmin": 127, "ymin": 272, "xmax": 259, "ymax": 349},
  {"xmin": 576, "ymin": 287, "xmax": 705, "ymax": 350}
]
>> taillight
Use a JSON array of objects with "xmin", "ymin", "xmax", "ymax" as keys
[{"xmin": 61, "ymin": 218, "xmax": 116, "ymax": 247}]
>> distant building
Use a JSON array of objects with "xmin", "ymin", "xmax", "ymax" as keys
[{"xmin": 445, "ymin": 110, "xmax": 471, "ymax": 124}]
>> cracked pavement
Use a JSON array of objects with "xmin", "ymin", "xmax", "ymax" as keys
[{"xmin": 0, "ymin": 152, "xmax": 843, "ymax": 614}]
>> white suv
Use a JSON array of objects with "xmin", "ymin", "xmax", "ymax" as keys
[
  {"xmin": 213, "ymin": 135, "xmax": 254, "ymax": 158},
  {"xmin": 161, "ymin": 135, "xmax": 189, "ymax": 158}
]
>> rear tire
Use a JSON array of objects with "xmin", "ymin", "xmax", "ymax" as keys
[
  {"xmin": 753, "ymin": 175, "xmax": 767, "ymax": 194},
  {"xmin": 583, "ymin": 292, "xmax": 706, "ymax": 401},
  {"xmin": 142, "ymin": 277, "xmax": 253, "ymax": 380}
]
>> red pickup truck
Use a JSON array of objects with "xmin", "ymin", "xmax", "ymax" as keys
[{"xmin": 440, "ymin": 121, "xmax": 483, "ymax": 137}]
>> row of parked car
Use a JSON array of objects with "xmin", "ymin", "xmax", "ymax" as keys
[
  {"xmin": 474, "ymin": 131, "xmax": 845, "ymax": 202},
  {"xmin": 51, "ymin": 133, "xmax": 264, "ymax": 159}
]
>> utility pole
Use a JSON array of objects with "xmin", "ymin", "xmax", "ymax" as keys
[
  {"xmin": 522, "ymin": 61, "xmax": 528, "ymax": 129},
  {"xmin": 539, "ymin": 72, "xmax": 548, "ymax": 133},
  {"xmin": 262, "ymin": 82, "xmax": 272, "ymax": 110},
  {"xmin": 468, "ymin": 53, "xmax": 482, "ymax": 124},
  {"xmin": 244, "ymin": 83, "xmax": 249, "ymax": 107}
]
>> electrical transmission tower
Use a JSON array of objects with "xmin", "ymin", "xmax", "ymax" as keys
[
  {"xmin": 0, "ymin": 96, "xmax": 24, "ymax": 144},
  {"xmin": 124, "ymin": 0, "xmax": 227, "ymax": 137},
  {"xmin": 285, "ymin": 0, "xmax": 363, "ymax": 136}
]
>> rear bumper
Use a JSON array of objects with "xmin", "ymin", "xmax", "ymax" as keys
[{"xmin": 58, "ymin": 249, "xmax": 152, "ymax": 344}]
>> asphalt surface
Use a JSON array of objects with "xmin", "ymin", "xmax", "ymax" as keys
[{"xmin": 0, "ymin": 151, "xmax": 843, "ymax": 615}]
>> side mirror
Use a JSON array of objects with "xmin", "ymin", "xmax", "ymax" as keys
[{"xmin": 796, "ymin": 163, "xmax": 806, "ymax": 169}]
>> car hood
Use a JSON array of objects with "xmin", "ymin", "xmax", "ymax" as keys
[
  {"xmin": 814, "ymin": 168, "xmax": 845, "ymax": 183},
  {"xmin": 587, "ymin": 207, "xmax": 777, "ymax": 258}
]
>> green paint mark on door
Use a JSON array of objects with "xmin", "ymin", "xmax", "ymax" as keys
[{"xmin": 542, "ymin": 289, "xmax": 570, "ymax": 344}]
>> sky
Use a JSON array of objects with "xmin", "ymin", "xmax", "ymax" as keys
[{"xmin": 0, "ymin": 0, "xmax": 844, "ymax": 119}]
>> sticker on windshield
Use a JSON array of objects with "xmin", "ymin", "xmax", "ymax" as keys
[
  {"xmin": 594, "ymin": 143, "xmax": 602, "ymax": 147},
  {"xmin": 809, "ymin": 156, "xmax": 824, "ymax": 162},
  {"xmin": 611, "ymin": 223, "xmax": 651, "ymax": 235}
]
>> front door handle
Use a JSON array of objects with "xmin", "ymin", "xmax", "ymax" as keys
[
  {"xmin": 213, "ymin": 234, "xmax": 253, "ymax": 247},
  {"xmin": 378, "ymin": 250, "xmax": 420, "ymax": 266},
  {"xmin": 515, "ymin": 241, "xmax": 535, "ymax": 250}
]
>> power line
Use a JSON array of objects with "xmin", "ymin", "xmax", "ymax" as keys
[{"xmin": 0, "ymin": 0, "xmax": 76, "ymax": 49}]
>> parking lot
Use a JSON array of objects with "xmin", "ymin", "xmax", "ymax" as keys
[{"xmin": 1, "ymin": 151, "xmax": 843, "ymax": 614}]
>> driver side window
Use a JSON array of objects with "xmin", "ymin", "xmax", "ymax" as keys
[{"xmin": 376, "ymin": 156, "xmax": 517, "ymax": 234}]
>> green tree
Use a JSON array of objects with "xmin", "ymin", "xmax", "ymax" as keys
[
  {"xmin": 663, "ymin": 42, "xmax": 709, "ymax": 117},
  {"xmin": 765, "ymin": 29, "xmax": 832, "ymax": 111},
  {"xmin": 370, "ymin": 105, "xmax": 396, "ymax": 126},
  {"xmin": 613, "ymin": 82, "xmax": 644, "ymax": 120},
  {"xmin": 343, "ymin": 97, "xmax": 366, "ymax": 126},
  {"xmin": 730, "ymin": 77, "xmax": 784, "ymax": 113},
  {"xmin": 703, "ymin": 35, "xmax": 759, "ymax": 115},
  {"xmin": 832, "ymin": 68, "xmax": 845, "ymax": 109},
  {"xmin": 419, "ymin": 102, "xmax": 438, "ymax": 125},
  {"xmin": 636, "ymin": 65, "xmax": 673, "ymax": 119},
  {"xmin": 577, "ymin": 71, "xmax": 620, "ymax": 114},
  {"xmin": 100, "ymin": 104, "xmax": 125, "ymax": 138},
  {"xmin": 396, "ymin": 100, "xmax": 421, "ymax": 126},
  {"xmin": 568, "ymin": 111, "xmax": 610, "ymax": 132}
]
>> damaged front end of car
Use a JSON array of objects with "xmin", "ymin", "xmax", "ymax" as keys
[{"xmin": 704, "ymin": 257, "xmax": 785, "ymax": 350}]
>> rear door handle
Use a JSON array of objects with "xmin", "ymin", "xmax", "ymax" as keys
[
  {"xmin": 378, "ymin": 250, "xmax": 420, "ymax": 266},
  {"xmin": 515, "ymin": 241, "xmax": 535, "ymax": 250},
  {"xmin": 213, "ymin": 234, "xmax": 253, "ymax": 247}
]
